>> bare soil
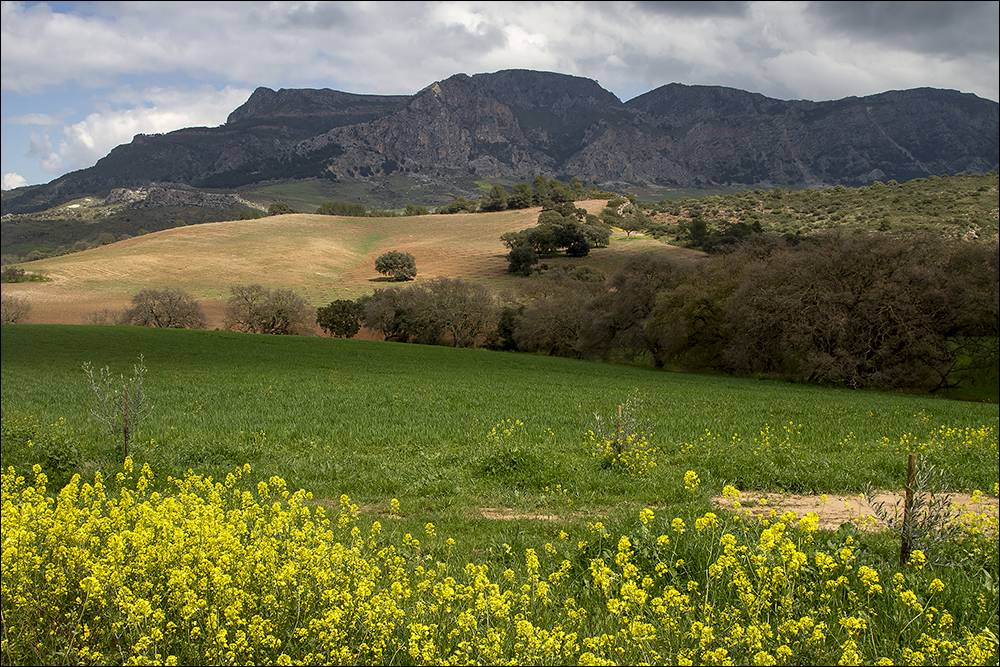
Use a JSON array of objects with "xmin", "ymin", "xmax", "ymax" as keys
[
  {"xmin": 712, "ymin": 491, "xmax": 999, "ymax": 531},
  {"xmin": 471, "ymin": 493, "xmax": 999, "ymax": 531}
]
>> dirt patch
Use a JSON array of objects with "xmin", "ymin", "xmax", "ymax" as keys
[
  {"xmin": 712, "ymin": 491, "xmax": 999, "ymax": 532},
  {"xmin": 473, "ymin": 493, "xmax": 997, "ymax": 531}
]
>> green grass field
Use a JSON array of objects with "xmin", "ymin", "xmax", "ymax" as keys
[
  {"xmin": 3, "ymin": 324, "xmax": 995, "ymax": 508},
  {"xmin": 3, "ymin": 324, "xmax": 997, "ymax": 665}
]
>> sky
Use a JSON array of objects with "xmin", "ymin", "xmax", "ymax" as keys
[{"xmin": 2, "ymin": 1, "xmax": 998, "ymax": 190}]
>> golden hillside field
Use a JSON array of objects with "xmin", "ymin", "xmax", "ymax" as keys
[{"xmin": 2, "ymin": 201, "xmax": 705, "ymax": 329}]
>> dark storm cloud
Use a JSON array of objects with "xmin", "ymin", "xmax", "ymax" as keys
[
  {"xmin": 807, "ymin": 1, "xmax": 999, "ymax": 57},
  {"xmin": 634, "ymin": 1, "xmax": 750, "ymax": 18}
]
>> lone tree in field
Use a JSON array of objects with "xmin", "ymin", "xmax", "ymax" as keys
[
  {"xmin": 316, "ymin": 299, "xmax": 362, "ymax": 338},
  {"xmin": 122, "ymin": 287, "xmax": 206, "ymax": 329},
  {"xmin": 375, "ymin": 251, "xmax": 417, "ymax": 281}
]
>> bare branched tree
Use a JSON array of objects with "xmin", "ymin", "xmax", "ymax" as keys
[
  {"xmin": 83, "ymin": 356, "xmax": 153, "ymax": 461},
  {"xmin": 122, "ymin": 287, "xmax": 207, "ymax": 329},
  {"xmin": 224, "ymin": 284, "xmax": 313, "ymax": 335},
  {"xmin": 1, "ymin": 294, "xmax": 30, "ymax": 324}
]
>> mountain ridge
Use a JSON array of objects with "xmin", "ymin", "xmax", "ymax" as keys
[{"xmin": 3, "ymin": 69, "xmax": 997, "ymax": 215}]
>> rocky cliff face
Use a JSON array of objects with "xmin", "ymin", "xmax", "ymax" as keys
[
  {"xmin": 104, "ymin": 186, "xmax": 261, "ymax": 210},
  {"xmin": 299, "ymin": 72, "xmax": 997, "ymax": 190},
  {"xmin": 4, "ymin": 70, "xmax": 997, "ymax": 215}
]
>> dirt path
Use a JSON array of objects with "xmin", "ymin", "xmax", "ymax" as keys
[
  {"xmin": 469, "ymin": 493, "xmax": 998, "ymax": 532},
  {"xmin": 712, "ymin": 491, "xmax": 998, "ymax": 531}
]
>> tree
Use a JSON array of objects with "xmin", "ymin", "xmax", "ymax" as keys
[
  {"xmin": 513, "ymin": 272, "xmax": 601, "ymax": 357},
  {"xmin": 424, "ymin": 278, "xmax": 499, "ymax": 348},
  {"xmin": 224, "ymin": 284, "xmax": 313, "ymax": 335},
  {"xmin": 507, "ymin": 246, "xmax": 539, "ymax": 275},
  {"xmin": 532, "ymin": 175, "xmax": 552, "ymax": 206},
  {"xmin": 480, "ymin": 184, "xmax": 509, "ymax": 212},
  {"xmin": 316, "ymin": 299, "xmax": 362, "ymax": 338},
  {"xmin": 577, "ymin": 251, "xmax": 689, "ymax": 364},
  {"xmin": 508, "ymin": 182, "xmax": 533, "ymax": 209},
  {"xmin": 720, "ymin": 231, "xmax": 980, "ymax": 389},
  {"xmin": 1, "ymin": 294, "xmax": 30, "ymax": 324},
  {"xmin": 500, "ymin": 231, "xmax": 526, "ymax": 251},
  {"xmin": 83, "ymin": 355, "xmax": 152, "ymax": 461},
  {"xmin": 618, "ymin": 211, "xmax": 649, "ymax": 237},
  {"xmin": 121, "ymin": 287, "xmax": 206, "ymax": 329},
  {"xmin": 582, "ymin": 221, "xmax": 611, "ymax": 248},
  {"xmin": 375, "ymin": 251, "xmax": 417, "ymax": 281},
  {"xmin": 317, "ymin": 201, "xmax": 366, "ymax": 216},
  {"xmin": 268, "ymin": 202, "xmax": 295, "ymax": 216}
]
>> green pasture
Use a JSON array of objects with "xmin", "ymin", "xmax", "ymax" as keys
[
  {"xmin": 3, "ymin": 324, "xmax": 999, "ymax": 666},
  {"xmin": 3, "ymin": 325, "xmax": 996, "ymax": 516}
]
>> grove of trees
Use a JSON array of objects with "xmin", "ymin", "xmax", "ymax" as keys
[
  {"xmin": 501, "ymin": 202, "xmax": 612, "ymax": 272},
  {"xmin": 337, "ymin": 229, "xmax": 997, "ymax": 392},
  {"xmin": 358, "ymin": 278, "xmax": 499, "ymax": 348}
]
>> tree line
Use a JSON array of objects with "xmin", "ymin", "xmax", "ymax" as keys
[
  {"xmin": 323, "ymin": 231, "xmax": 997, "ymax": 392},
  {"xmin": 72, "ymin": 226, "xmax": 997, "ymax": 392}
]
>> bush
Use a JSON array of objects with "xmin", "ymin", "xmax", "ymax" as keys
[
  {"xmin": 375, "ymin": 251, "xmax": 417, "ymax": 281},
  {"xmin": 317, "ymin": 201, "xmax": 367, "ymax": 216}
]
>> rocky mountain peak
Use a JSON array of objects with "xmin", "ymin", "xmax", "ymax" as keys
[{"xmin": 3, "ymin": 69, "xmax": 997, "ymax": 217}]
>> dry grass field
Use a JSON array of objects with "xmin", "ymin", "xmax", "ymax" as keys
[{"xmin": 2, "ymin": 200, "xmax": 706, "ymax": 329}]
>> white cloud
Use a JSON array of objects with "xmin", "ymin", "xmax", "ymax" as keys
[
  {"xmin": 3, "ymin": 112, "xmax": 59, "ymax": 126},
  {"xmin": 3, "ymin": 172, "xmax": 28, "ymax": 190},
  {"xmin": 44, "ymin": 85, "xmax": 251, "ymax": 173}
]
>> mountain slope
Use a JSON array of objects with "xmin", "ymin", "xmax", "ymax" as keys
[{"xmin": 3, "ymin": 70, "xmax": 997, "ymax": 216}]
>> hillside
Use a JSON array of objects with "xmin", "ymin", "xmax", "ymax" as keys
[
  {"xmin": 3, "ymin": 69, "xmax": 996, "ymax": 218},
  {"xmin": 1, "ymin": 200, "xmax": 703, "ymax": 328}
]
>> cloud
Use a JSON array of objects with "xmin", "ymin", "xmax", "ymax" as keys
[
  {"xmin": 3, "ymin": 172, "xmax": 28, "ymax": 190},
  {"xmin": 2, "ymin": 1, "xmax": 997, "ymax": 102},
  {"xmin": 3, "ymin": 112, "xmax": 60, "ymax": 126},
  {"xmin": 31, "ymin": 85, "xmax": 252, "ymax": 174},
  {"xmin": 807, "ymin": 1, "xmax": 999, "ymax": 58},
  {"xmin": 27, "ymin": 131, "xmax": 62, "ymax": 173}
]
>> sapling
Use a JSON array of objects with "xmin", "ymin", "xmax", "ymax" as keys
[{"xmin": 83, "ymin": 355, "xmax": 152, "ymax": 461}]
